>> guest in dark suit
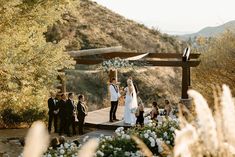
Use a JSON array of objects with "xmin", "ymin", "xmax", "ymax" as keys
[
  {"xmin": 65, "ymin": 93, "xmax": 76, "ymax": 136},
  {"xmin": 58, "ymin": 93, "xmax": 67, "ymax": 135},
  {"xmin": 77, "ymin": 95, "xmax": 88, "ymax": 135},
  {"xmin": 48, "ymin": 92, "xmax": 59, "ymax": 133}
]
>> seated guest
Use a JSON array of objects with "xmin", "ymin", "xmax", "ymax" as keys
[
  {"xmin": 50, "ymin": 137, "xmax": 60, "ymax": 149},
  {"xmin": 164, "ymin": 99, "xmax": 172, "ymax": 116},
  {"xmin": 150, "ymin": 101, "xmax": 159, "ymax": 120},
  {"xmin": 58, "ymin": 93, "xmax": 67, "ymax": 135},
  {"xmin": 59, "ymin": 136, "xmax": 66, "ymax": 145},
  {"xmin": 135, "ymin": 97, "xmax": 144, "ymax": 126},
  {"xmin": 77, "ymin": 94, "xmax": 88, "ymax": 135}
]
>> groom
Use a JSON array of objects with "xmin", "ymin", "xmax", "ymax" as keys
[{"xmin": 109, "ymin": 77, "xmax": 120, "ymax": 122}]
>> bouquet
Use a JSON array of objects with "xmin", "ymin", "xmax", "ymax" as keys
[{"xmin": 131, "ymin": 107, "xmax": 137, "ymax": 114}]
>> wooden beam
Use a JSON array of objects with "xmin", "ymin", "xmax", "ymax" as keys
[
  {"xmin": 73, "ymin": 52, "xmax": 201, "ymax": 60},
  {"xmin": 76, "ymin": 59, "xmax": 103, "ymax": 65},
  {"xmin": 68, "ymin": 46, "xmax": 123, "ymax": 57},
  {"xmin": 75, "ymin": 58, "xmax": 200, "ymax": 67},
  {"xmin": 143, "ymin": 60, "xmax": 200, "ymax": 67}
]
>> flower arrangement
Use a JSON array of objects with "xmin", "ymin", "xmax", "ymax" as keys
[
  {"xmin": 95, "ymin": 116, "xmax": 179, "ymax": 157},
  {"xmin": 43, "ymin": 142, "xmax": 79, "ymax": 157},
  {"xmin": 101, "ymin": 57, "xmax": 133, "ymax": 71}
]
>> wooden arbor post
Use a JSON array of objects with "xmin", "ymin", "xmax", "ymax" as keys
[
  {"xmin": 57, "ymin": 74, "xmax": 66, "ymax": 93},
  {"xmin": 181, "ymin": 47, "xmax": 192, "ymax": 107},
  {"xmin": 108, "ymin": 69, "xmax": 118, "ymax": 82}
]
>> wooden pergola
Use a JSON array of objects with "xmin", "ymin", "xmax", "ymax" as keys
[{"xmin": 59, "ymin": 46, "xmax": 200, "ymax": 102}]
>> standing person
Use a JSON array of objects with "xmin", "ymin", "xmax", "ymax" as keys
[
  {"xmin": 109, "ymin": 77, "xmax": 120, "ymax": 122},
  {"xmin": 135, "ymin": 97, "xmax": 144, "ymax": 126},
  {"xmin": 164, "ymin": 99, "xmax": 172, "ymax": 116},
  {"xmin": 151, "ymin": 102, "xmax": 159, "ymax": 120},
  {"xmin": 48, "ymin": 92, "xmax": 59, "ymax": 133},
  {"xmin": 124, "ymin": 78, "xmax": 138, "ymax": 124},
  {"xmin": 65, "ymin": 93, "xmax": 76, "ymax": 136},
  {"xmin": 58, "ymin": 93, "xmax": 67, "ymax": 135},
  {"xmin": 77, "ymin": 95, "xmax": 88, "ymax": 135},
  {"xmin": 128, "ymin": 76, "xmax": 139, "ymax": 95}
]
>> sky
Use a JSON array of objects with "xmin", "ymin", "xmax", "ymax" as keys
[{"xmin": 92, "ymin": 0, "xmax": 235, "ymax": 35}]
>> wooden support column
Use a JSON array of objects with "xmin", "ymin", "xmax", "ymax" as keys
[
  {"xmin": 108, "ymin": 69, "xmax": 118, "ymax": 82},
  {"xmin": 57, "ymin": 74, "xmax": 66, "ymax": 93},
  {"xmin": 181, "ymin": 63, "xmax": 189, "ymax": 99}
]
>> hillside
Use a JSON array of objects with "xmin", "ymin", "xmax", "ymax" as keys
[
  {"xmin": 45, "ymin": 0, "xmax": 184, "ymax": 108},
  {"xmin": 180, "ymin": 20, "xmax": 235, "ymax": 40}
]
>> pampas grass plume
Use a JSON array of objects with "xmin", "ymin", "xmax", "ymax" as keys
[
  {"xmin": 77, "ymin": 138, "xmax": 99, "ymax": 157},
  {"xmin": 188, "ymin": 89, "xmax": 218, "ymax": 152},
  {"xmin": 221, "ymin": 85, "xmax": 235, "ymax": 147},
  {"xmin": 22, "ymin": 121, "xmax": 49, "ymax": 157}
]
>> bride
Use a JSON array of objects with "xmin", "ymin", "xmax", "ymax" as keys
[{"xmin": 124, "ymin": 78, "xmax": 138, "ymax": 124}]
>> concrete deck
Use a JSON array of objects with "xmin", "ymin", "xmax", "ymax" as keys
[{"xmin": 85, "ymin": 106, "xmax": 151, "ymax": 129}]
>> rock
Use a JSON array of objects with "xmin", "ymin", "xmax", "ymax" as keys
[
  {"xmin": 8, "ymin": 139, "xmax": 20, "ymax": 145},
  {"xmin": 3, "ymin": 154, "xmax": 10, "ymax": 157}
]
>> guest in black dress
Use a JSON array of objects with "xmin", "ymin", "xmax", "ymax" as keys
[
  {"xmin": 77, "ymin": 95, "xmax": 88, "ymax": 135},
  {"xmin": 136, "ymin": 97, "xmax": 144, "ymax": 126}
]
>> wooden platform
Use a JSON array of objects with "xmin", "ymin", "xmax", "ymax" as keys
[{"xmin": 85, "ymin": 106, "xmax": 151, "ymax": 130}]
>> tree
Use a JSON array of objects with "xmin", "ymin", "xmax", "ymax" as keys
[{"xmin": 0, "ymin": 0, "xmax": 79, "ymax": 120}]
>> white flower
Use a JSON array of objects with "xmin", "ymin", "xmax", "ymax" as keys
[
  {"xmin": 96, "ymin": 150, "xmax": 104, "ymax": 156},
  {"xmin": 158, "ymin": 145, "xmax": 163, "ymax": 153},
  {"xmin": 148, "ymin": 123, "xmax": 153, "ymax": 127},
  {"xmin": 147, "ymin": 130, "xmax": 151, "ymax": 134},
  {"xmin": 59, "ymin": 155, "xmax": 63, "ymax": 157},
  {"xmin": 150, "ymin": 141, "xmax": 156, "ymax": 147},
  {"xmin": 131, "ymin": 123, "xmax": 135, "ymax": 126},
  {"xmin": 101, "ymin": 145, "xmax": 105, "ymax": 148},
  {"xmin": 83, "ymin": 136, "xmax": 89, "ymax": 142},
  {"xmin": 144, "ymin": 133, "xmax": 149, "ymax": 138},
  {"xmin": 163, "ymin": 132, "xmax": 168, "ymax": 137},
  {"xmin": 121, "ymin": 134, "xmax": 126, "ymax": 139},
  {"xmin": 59, "ymin": 149, "xmax": 65, "ymax": 154},
  {"xmin": 166, "ymin": 140, "xmax": 170, "ymax": 144},
  {"xmin": 135, "ymin": 150, "xmax": 142, "ymax": 156},
  {"xmin": 64, "ymin": 143, "xmax": 69, "ymax": 149},
  {"xmin": 47, "ymin": 154, "xmax": 52, "ymax": 157},
  {"xmin": 170, "ymin": 127, "xmax": 175, "ymax": 131},
  {"xmin": 124, "ymin": 151, "xmax": 131, "ymax": 156},
  {"xmin": 149, "ymin": 137, "xmax": 155, "ymax": 143}
]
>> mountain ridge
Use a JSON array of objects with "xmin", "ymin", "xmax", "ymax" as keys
[{"xmin": 179, "ymin": 20, "xmax": 235, "ymax": 40}]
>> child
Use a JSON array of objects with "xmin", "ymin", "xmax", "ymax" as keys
[
  {"xmin": 151, "ymin": 101, "xmax": 159, "ymax": 120},
  {"xmin": 135, "ymin": 97, "xmax": 144, "ymax": 126},
  {"xmin": 164, "ymin": 99, "xmax": 172, "ymax": 116}
]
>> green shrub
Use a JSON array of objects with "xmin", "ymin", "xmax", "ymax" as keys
[
  {"xmin": 0, "ymin": 106, "xmax": 47, "ymax": 127},
  {"xmin": 1, "ymin": 108, "xmax": 22, "ymax": 125}
]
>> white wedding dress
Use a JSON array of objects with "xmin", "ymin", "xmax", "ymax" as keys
[{"xmin": 124, "ymin": 82, "xmax": 138, "ymax": 124}]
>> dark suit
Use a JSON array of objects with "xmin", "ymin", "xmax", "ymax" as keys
[
  {"xmin": 58, "ymin": 99, "xmax": 66, "ymax": 135},
  {"xmin": 77, "ymin": 101, "xmax": 87, "ymax": 135},
  {"xmin": 48, "ymin": 97, "xmax": 59, "ymax": 133},
  {"xmin": 65, "ymin": 99, "xmax": 76, "ymax": 136}
]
